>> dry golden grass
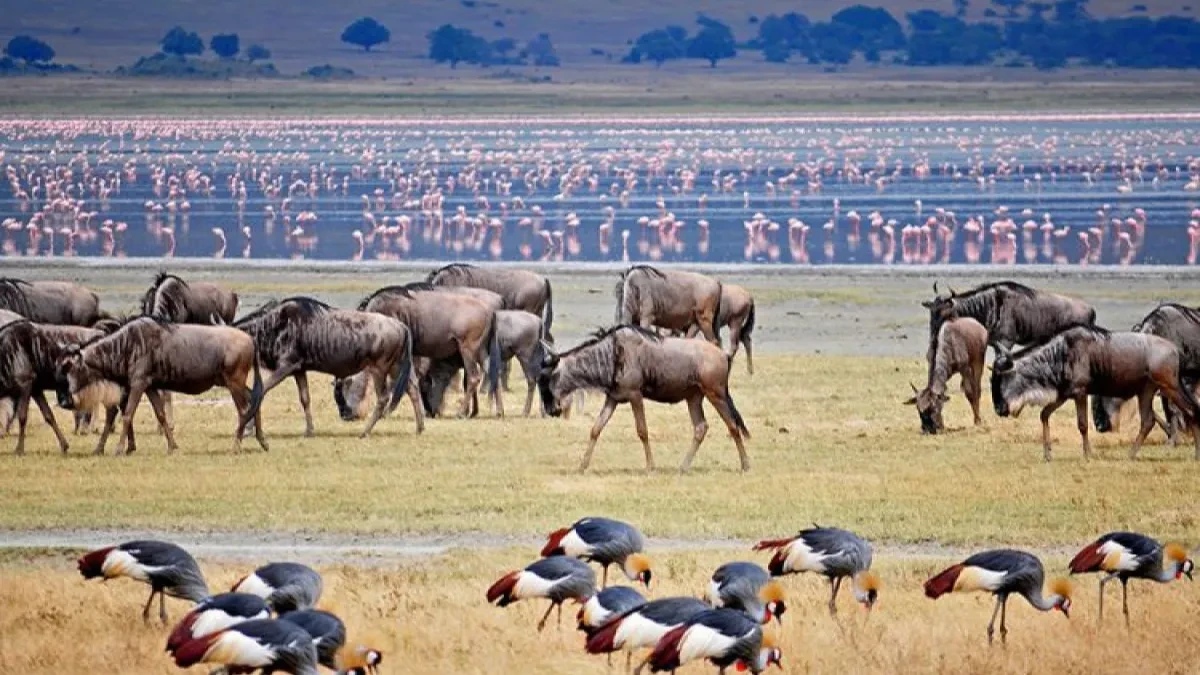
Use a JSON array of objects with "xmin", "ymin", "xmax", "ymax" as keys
[
  {"xmin": 2, "ymin": 548, "xmax": 1198, "ymax": 675},
  {"xmin": 0, "ymin": 353, "xmax": 1197, "ymax": 547}
]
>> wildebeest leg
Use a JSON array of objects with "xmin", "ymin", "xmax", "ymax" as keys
[
  {"xmin": 294, "ymin": 372, "xmax": 315, "ymax": 437},
  {"xmin": 458, "ymin": 344, "xmax": 481, "ymax": 418},
  {"xmin": 704, "ymin": 391, "xmax": 750, "ymax": 472},
  {"xmin": 579, "ymin": 396, "xmax": 618, "ymax": 473},
  {"xmin": 228, "ymin": 383, "xmax": 251, "ymax": 453},
  {"xmin": 1039, "ymin": 400, "xmax": 1066, "ymax": 462},
  {"xmin": 629, "ymin": 394, "xmax": 655, "ymax": 472},
  {"xmin": 93, "ymin": 405, "xmax": 119, "ymax": 455},
  {"xmin": 118, "ymin": 385, "xmax": 146, "ymax": 455},
  {"xmin": 500, "ymin": 359, "xmax": 512, "ymax": 393},
  {"xmin": 359, "ymin": 369, "xmax": 390, "ymax": 438},
  {"xmin": 965, "ymin": 368, "xmax": 983, "ymax": 426},
  {"xmin": 12, "ymin": 389, "xmax": 31, "ymax": 456},
  {"xmin": 33, "ymin": 391, "xmax": 70, "ymax": 454},
  {"xmin": 680, "ymin": 396, "xmax": 708, "ymax": 474},
  {"xmin": 519, "ymin": 356, "xmax": 537, "ymax": 417},
  {"xmin": 145, "ymin": 390, "xmax": 179, "ymax": 453},
  {"xmin": 1074, "ymin": 394, "xmax": 1092, "ymax": 460},
  {"xmin": 1128, "ymin": 388, "xmax": 1158, "ymax": 459}
]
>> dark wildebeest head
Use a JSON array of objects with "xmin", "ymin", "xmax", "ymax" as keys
[
  {"xmin": 989, "ymin": 341, "xmax": 1063, "ymax": 419},
  {"xmin": 54, "ymin": 344, "xmax": 93, "ymax": 411},
  {"xmin": 537, "ymin": 327, "xmax": 637, "ymax": 418},
  {"xmin": 904, "ymin": 383, "xmax": 949, "ymax": 435}
]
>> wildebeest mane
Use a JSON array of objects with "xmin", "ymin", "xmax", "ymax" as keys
[
  {"xmin": 237, "ymin": 296, "xmax": 332, "ymax": 326},
  {"xmin": 558, "ymin": 324, "xmax": 661, "ymax": 358},
  {"xmin": 1008, "ymin": 324, "xmax": 1111, "ymax": 362},
  {"xmin": 953, "ymin": 281, "xmax": 1037, "ymax": 300},
  {"xmin": 358, "ymin": 282, "xmax": 441, "ymax": 310},
  {"xmin": 142, "ymin": 272, "xmax": 191, "ymax": 319},
  {"xmin": 426, "ymin": 263, "xmax": 478, "ymax": 283},
  {"xmin": 0, "ymin": 278, "xmax": 31, "ymax": 316},
  {"xmin": 626, "ymin": 264, "xmax": 667, "ymax": 279},
  {"xmin": 1136, "ymin": 303, "xmax": 1200, "ymax": 332}
]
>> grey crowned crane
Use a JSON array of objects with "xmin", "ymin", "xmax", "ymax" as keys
[
  {"xmin": 925, "ymin": 549, "xmax": 1072, "ymax": 644},
  {"xmin": 166, "ymin": 593, "xmax": 271, "ymax": 655},
  {"xmin": 542, "ymin": 517, "xmax": 652, "ymax": 589},
  {"xmin": 644, "ymin": 608, "xmax": 782, "ymax": 674},
  {"xmin": 585, "ymin": 597, "xmax": 710, "ymax": 664},
  {"xmin": 231, "ymin": 562, "xmax": 324, "ymax": 614},
  {"xmin": 578, "ymin": 586, "xmax": 647, "ymax": 637},
  {"xmin": 487, "ymin": 555, "xmax": 597, "ymax": 632},
  {"xmin": 172, "ymin": 618, "xmax": 320, "ymax": 675},
  {"xmin": 706, "ymin": 561, "xmax": 787, "ymax": 624},
  {"xmin": 1069, "ymin": 532, "xmax": 1194, "ymax": 624},
  {"xmin": 77, "ymin": 540, "xmax": 209, "ymax": 625},
  {"xmin": 753, "ymin": 526, "xmax": 880, "ymax": 615}
]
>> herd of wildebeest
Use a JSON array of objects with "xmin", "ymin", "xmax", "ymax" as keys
[{"xmin": 0, "ymin": 263, "xmax": 1197, "ymax": 468}]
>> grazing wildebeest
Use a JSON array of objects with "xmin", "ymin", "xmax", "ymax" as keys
[
  {"xmin": 420, "ymin": 309, "xmax": 548, "ymax": 418},
  {"xmin": 539, "ymin": 325, "xmax": 750, "ymax": 473},
  {"xmin": 0, "ymin": 320, "xmax": 76, "ymax": 454},
  {"xmin": 56, "ymin": 317, "xmax": 267, "ymax": 454},
  {"xmin": 923, "ymin": 281, "xmax": 1096, "ymax": 362},
  {"xmin": 1093, "ymin": 303, "xmax": 1200, "ymax": 437},
  {"xmin": 140, "ymin": 272, "xmax": 239, "ymax": 324},
  {"xmin": 991, "ymin": 326, "xmax": 1200, "ymax": 461},
  {"xmin": 0, "ymin": 278, "xmax": 106, "ymax": 325},
  {"xmin": 235, "ymin": 297, "xmax": 420, "ymax": 437},
  {"xmin": 905, "ymin": 317, "xmax": 988, "ymax": 434},
  {"xmin": 688, "ymin": 283, "xmax": 756, "ymax": 374},
  {"xmin": 336, "ymin": 283, "xmax": 501, "ymax": 419},
  {"xmin": 614, "ymin": 266, "xmax": 723, "ymax": 345},
  {"xmin": 427, "ymin": 263, "xmax": 554, "ymax": 336}
]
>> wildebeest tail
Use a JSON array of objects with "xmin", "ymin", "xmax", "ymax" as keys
[
  {"xmin": 542, "ymin": 279, "xmax": 554, "ymax": 336},
  {"xmin": 387, "ymin": 328, "xmax": 414, "ymax": 414},
  {"xmin": 1175, "ymin": 367, "xmax": 1200, "ymax": 423},
  {"xmin": 711, "ymin": 281, "xmax": 723, "ymax": 347},
  {"xmin": 742, "ymin": 299, "xmax": 756, "ymax": 345},
  {"xmin": 487, "ymin": 313, "xmax": 502, "ymax": 396},
  {"xmin": 613, "ymin": 274, "xmax": 626, "ymax": 323},
  {"xmin": 242, "ymin": 343, "xmax": 265, "ymax": 425},
  {"xmin": 724, "ymin": 358, "xmax": 750, "ymax": 439}
]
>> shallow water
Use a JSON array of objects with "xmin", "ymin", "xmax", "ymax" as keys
[{"xmin": 1, "ymin": 116, "xmax": 1197, "ymax": 265}]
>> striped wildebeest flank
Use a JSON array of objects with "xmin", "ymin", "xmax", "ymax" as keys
[
  {"xmin": 55, "ymin": 316, "xmax": 267, "ymax": 455},
  {"xmin": 614, "ymin": 266, "xmax": 723, "ymax": 345},
  {"xmin": 1093, "ymin": 303, "xmax": 1200, "ymax": 437},
  {"xmin": 904, "ymin": 317, "xmax": 988, "ymax": 434},
  {"xmin": 538, "ymin": 325, "xmax": 750, "ymax": 474},
  {"xmin": 427, "ymin": 263, "xmax": 555, "ymax": 338},
  {"xmin": 234, "ymin": 296, "xmax": 420, "ymax": 438},
  {"xmin": 420, "ymin": 309, "xmax": 549, "ymax": 418},
  {"xmin": 0, "ymin": 277, "xmax": 106, "ymax": 325},
  {"xmin": 922, "ymin": 280, "xmax": 1096, "ymax": 363},
  {"xmin": 991, "ymin": 326, "xmax": 1200, "ymax": 462},
  {"xmin": 338, "ymin": 283, "xmax": 501, "ymax": 419},
  {"xmin": 140, "ymin": 272, "xmax": 239, "ymax": 324}
]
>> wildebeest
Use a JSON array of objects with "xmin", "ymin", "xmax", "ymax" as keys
[
  {"xmin": 690, "ymin": 283, "xmax": 756, "ymax": 374},
  {"xmin": 614, "ymin": 266, "xmax": 723, "ymax": 345},
  {"xmin": 1093, "ymin": 303, "xmax": 1200, "ymax": 437},
  {"xmin": 56, "ymin": 316, "xmax": 267, "ymax": 454},
  {"xmin": 0, "ymin": 278, "xmax": 106, "ymax": 325},
  {"xmin": 420, "ymin": 309, "xmax": 547, "ymax": 417},
  {"xmin": 905, "ymin": 317, "xmax": 987, "ymax": 434},
  {"xmin": 923, "ymin": 281, "xmax": 1096, "ymax": 362},
  {"xmin": 427, "ymin": 263, "xmax": 554, "ymax": 336},
  {"xmin": 991, "ymin": 326, "xmax": 1200, "ymax": 461},
  {"xmin": 235, "ymin": 297, "xmax": 420, "ymax": 438},
  {"xmin": 0, "ymin": 320, "xmax": 77, "ymax": 454},
  {"xmin": 336, "ymin": 283, "xmax": 501, "ymax": 419},
  {"xmin": 140, "ymin": 272, "xmax": 239, "ymax": 324},
  {"xmin": 539, "ymin": 325, "xmax": 750, "ymax": 473}
]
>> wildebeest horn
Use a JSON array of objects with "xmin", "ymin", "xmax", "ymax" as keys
[
  {"xmin": 540, "ymin": 340, "xmax": 558, "ymax": 366},
  {"xmin": 910, "ymin": 381, "xmax": 919, "ymax": 394},
  {"xmin": 933, "ymin": 280, "xmax": 941, "ymax": 296}
]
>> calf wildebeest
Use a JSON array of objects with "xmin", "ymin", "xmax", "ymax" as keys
[
  {"xmin": 427, "ymin": 263, "xmax": 554, "ymax": 336},
  {"xmin": 539, "ymin": 325, "xmax": 750, "ymax": 473},
  {"xmin": 905, "ymin": 317, "xmax": 987, "ymax": 434},
  {"xmin": 615, "ymin": 266, "xmax": 723, "ymax": 345},
  {"xmin": 0, "ymin": 278, "xmax": 106, "ymax": 325},
  {"xmin": 923, "ymin": 281, "xmax": 1095, "ymax": 362},
  {"xmin": 235, "ymin": 297, "xmax": 420, "ymax": 437},
  {"xmin": 336, "ymin": 283, "xmax": 501, "ymax": 419},
  {"xmin": 141, "ymin": 272, "xmax": 239, "ymax": 324},
  {"xmin": 1093, "ymin": 303, "xmax": 1200, "ymax": 437},
  {"xmin": 56, "ymin": 316, "xmax": 267, "ymax": 454},
  {"xmin": 420, "ymin": 309, "xmax": 547, "ymax": 418},
  {"xmin": 991, "ymin": 326, "xmax": 1200, "ymax": 461}
]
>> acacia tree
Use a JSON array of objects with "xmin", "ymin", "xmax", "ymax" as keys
[
  {"xmin": 246, "ymin": 44, "xmax": 271, "ymax": 62},
  {"xmin": 210, "ymin": 33, "xmax": 239, "ymax": 59},
  {"xmin": 4, "ymin": 35, "xmax": 54, "ymax": 63},
  {"xmin": 341, "ymin": 17, "xmax": 390, "ymax": 52},
  {"xmin": 160, "ymin": 26, "xmax": 204, "ymax": 57},
  {"xmin": 687, "ymin": 17, "xmax": 736, "ymax": 67}
]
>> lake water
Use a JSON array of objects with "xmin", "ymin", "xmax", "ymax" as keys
[{"xmin": 1, "ymin": 115, "xmax": 1197, "ymax": 265}]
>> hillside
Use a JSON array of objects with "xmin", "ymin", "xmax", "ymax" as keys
[{"xmin": 4, "ymin": 0, "xmax": 1197, "ymax": 78}]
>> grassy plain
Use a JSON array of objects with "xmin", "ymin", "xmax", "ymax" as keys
[{"xmin": 2, "ymin": 548, "xmax": 1199, "ymax": 675}]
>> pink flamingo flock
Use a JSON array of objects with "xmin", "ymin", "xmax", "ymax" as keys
[{"xmin": 0, "ymin": 115, "xmax": 1198, "ymax": 265}]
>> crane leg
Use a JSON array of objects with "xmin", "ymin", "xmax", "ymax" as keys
[
  {"xmin": 1121, "ymin": 578, "xmax": 1130, "ymax": 628},
  {"xmin": 631, "ymin": 656, "xmax": 649, "ymax": 675},
  {"xmin": 1098, "ymin": 574, "xmax": 1115, "ymax": 621},
  {"xmin": 999, "ymin": 595, "xmax": 1008, "ymax": 645},
  {"xmin": 141, "ymin": 588, "xmax": 156, "ymax": 624},
  {"xmin": 536, "ymin": 602, "xmax": 556, "ymax": 632},
  {"xmin": 159, "ymin": 589, "xmax": 168, "ymax": 625},
  {"xmin": 828, "ymin": 576, "xmax": 843, "ymax": 616},
  {"xmin": 986, "ymin": 596, "xmax": 1002, "ymax": 645},
  {"xmin": 557, "ymin": 601, "xmax": 563, "ymax": 629},
  {"xmin": 602, "ymin": 564, "xmax": 609, "ymax": 589}
]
